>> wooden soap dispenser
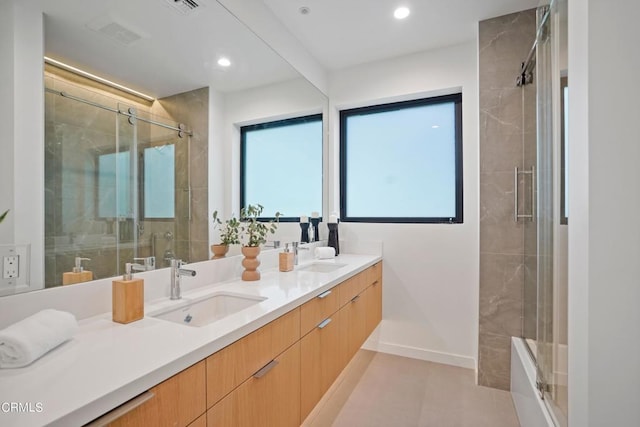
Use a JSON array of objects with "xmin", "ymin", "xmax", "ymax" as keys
[
  {"xmin": 279, "ymin": 243, "xmax": 294, "ymax": 272},
  {"xmin": 112, "ymin": 263, "xmax": 144, "ymax": 324},
  {"xmin": 62, "ymin": 257, "xmax": 93, "ymax": 285}
]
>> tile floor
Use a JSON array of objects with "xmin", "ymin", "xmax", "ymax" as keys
[{"xmin": 302, "ymin": 350, "xmax": 521, "ymax": 427}]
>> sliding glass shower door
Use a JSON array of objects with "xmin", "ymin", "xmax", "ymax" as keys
[
  {"xmin": 519, "ymin": 1, "xmax": 569, "ymax": 425},
  {"xmin": 44, "ymin": 77, "xmax": 190, "ymax": 287}
]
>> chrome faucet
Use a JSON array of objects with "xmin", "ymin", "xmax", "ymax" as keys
[
  {"xmin": 264, "ymin": 240, "xmax": 281, "ymax": 249},
  {"xmin": 170, "ymin": 259, "xmax": 196, "ymax": 300},
  {"xmin": 291, "ymin": 242, "xmax": 310, "ymax": 265},
  {"xmin": 132, "ymin": 256, "xmax": 155, "ymax": 272}
]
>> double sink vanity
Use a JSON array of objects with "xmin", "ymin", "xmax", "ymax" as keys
[{"xmin": 0, "ymin": 249, "xmax": 382, "ymax": 427}]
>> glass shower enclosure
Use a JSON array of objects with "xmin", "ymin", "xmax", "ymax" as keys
[
  {"xmin": 518, "ymin": 0, "xmax": 568, "ymax": 425},
  {"xmin": 44, "ymin": 75, "xmax": 192, "ymax": 287}
]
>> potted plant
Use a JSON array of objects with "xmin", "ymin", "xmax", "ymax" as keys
[
  {"xmin": 239, "ymin": 204, "xmax": 281, "ymax": 281},
  {"xmin": 211, "ymin": 211, "xmax": 240, "ymax": 259}
]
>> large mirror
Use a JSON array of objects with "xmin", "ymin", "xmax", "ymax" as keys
[{"xmin": 0, "ymin": 0, "xmax": 327, "ymax": 295}]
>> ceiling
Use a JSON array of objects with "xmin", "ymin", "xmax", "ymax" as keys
[
  {"xmin": 35, "ymin": 0, "xmax": 541, "ymax": 99},
  {"xmin": 263, "ymin": 0, "xmax": 541, "ymax": 70},
  {"xmin": 37, "ymin": 0, "xmax": 299, "ymax": 98}
]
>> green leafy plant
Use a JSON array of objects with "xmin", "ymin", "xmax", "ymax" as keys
[
  {"xmin": 212, "ymin": 211, "xmax": 240, "ymax": 246},
  {"xmin": 240, "ymin": 204, "xmax": 281, "ymax": 247},
  {"xmin": 0, "ymin": 210, "xmax": 8, "ymax": 224}
]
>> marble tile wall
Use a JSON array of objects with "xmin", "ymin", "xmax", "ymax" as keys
[
  {"xmin": 155, "ymin": 88, "xmax": 210, "ymax": 263},
  {"xmin": 478, "ymin": 9, "xmax": 536, "ymax": 390}
]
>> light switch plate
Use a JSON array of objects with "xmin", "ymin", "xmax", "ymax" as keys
[{"xmin": 0, "ymin": 244, "xmax": 30, "ymax": 289}]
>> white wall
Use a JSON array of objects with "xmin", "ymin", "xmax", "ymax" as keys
[
  {"xmin": 0, "ymin": 1, "xmax": 45, "ymax": 289},
  {"xmin": 212, "ymin": 78, "xmax": 328, "ymax": 253},
  {"xmin": 328, "ymin": 42, "xmax": 479, "ymax": 368},
  {"xmin": 568, "ymin": 0, "xmax": 640, "ymax": 425},
  {"xmin": 0, "ymin": 0, "xmax": 15, "ymax": 243}
]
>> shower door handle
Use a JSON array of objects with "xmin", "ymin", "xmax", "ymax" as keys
[
  {"xmin": 515, "ymin": 166, "xmax": 535, "ymax": 222},
  {"xmin": 514, "ymin": 167, "xmax": 519, "ymax": 222},
  {"xmin": 530, "ymin": 165, "xmax": 536, "ymax": 223}
]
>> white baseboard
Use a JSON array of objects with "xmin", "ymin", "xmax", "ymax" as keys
[{"xmin": 362, "ymin": 335, "xmax": 476, "ymax": 370}]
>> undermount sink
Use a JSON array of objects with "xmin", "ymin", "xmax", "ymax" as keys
[
  {"xmin": 152, "ymin": 292, "xmax": 266, "ymax": 327},
  {"xmin": 298, "ymin": 262, "xmax": 347, "ymax": 273}
]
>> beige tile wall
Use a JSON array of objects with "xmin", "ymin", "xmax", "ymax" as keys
[{"xmin": 478, "ymin": 9, "xmax": 536, "ymax": 390}]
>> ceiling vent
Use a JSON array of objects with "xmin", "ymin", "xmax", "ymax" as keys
[
  {"xmin": 165, "ymin": 0, "xmax": 202, "ymax": 15},
  {"xmin": 86, "ymin": 16, "xmax": 144, "ymax": 46}
]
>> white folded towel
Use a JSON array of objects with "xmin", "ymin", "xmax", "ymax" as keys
[
  {"xmin": 315, "ymin": 246, "xmax": 336, "ymax": 259},
  {"xmin": 0, "ymin": 309, "xmax": 78, "ymax": 368}
]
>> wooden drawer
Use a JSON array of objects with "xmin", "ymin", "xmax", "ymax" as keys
[
  {"xmin": 98, "ymin": 360, "xmax": 206, "ymax": 427},
  {"xmin": 340, "ymin": 290, "xmax": 367, "ymax": 364},
  {"xmin": 367, "ymin": 261, "xmax": 382, "ymax": 287},
  {"xmin": 300, "ymin": 287, "xmax": 340, "ymax": 336},
  {"xmin": 206, "ymin": 308, "xmax": 300, "ymax": 408},
  {"xmin": 337, "ymin": 271, "xmax": 367, "ymax": 307},
  {"xmin": 366, "ymin": 277, "xmax": 383, "ymax": 336},
  {"xmin": 207, "ymin": 342, "xmax": 301, "ymax": 427}
]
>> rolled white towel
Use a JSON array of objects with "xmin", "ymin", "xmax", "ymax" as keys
[
  {"xmin": 315, "ymin": 246, "xmax": 336, "ymax": 259},
  {"xmin": 0, "ymin": 309, "xmax": 78, "ymax": 368}
]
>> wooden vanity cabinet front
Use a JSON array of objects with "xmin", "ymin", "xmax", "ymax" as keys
[
  {"xmin": 94, "ymin": 261, "xmax": 381, "ymax": 427},
  {"xmin": 206, "ymin": 307, "xmax": 300, "ymax": 408},
  {"xmin": 103, "ymin": 360, "xmax": 206, "ymax": 427},
  {"xmin": 300, "ymin": 309, "xmax": 344, "ymax": 421},
  {"xmin": 206, "ymin": 341, "xmax": 301, "ymax": 427}
]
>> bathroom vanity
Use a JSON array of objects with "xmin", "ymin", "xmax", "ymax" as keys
[{"xmin": 0, "ymin": 253, "xmax": 382, "ymax": 427}]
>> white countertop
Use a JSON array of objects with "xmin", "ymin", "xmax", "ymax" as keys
[{"xmin": 0, "ymin": 253, "xmax": 380, "ymax": 427}]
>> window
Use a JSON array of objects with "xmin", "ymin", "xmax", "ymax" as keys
[
  {"xmin": 97, "ymin": 144, "xmax": 176, "ymax": 220},
  {"xmin": 241, "ymin": 114, "xmax": 323, "ymax": 220},
  {"xmin": 340, "ymin": 93, "xmax": 463, "ymax": 223},
  {"xmin": 143, "ymin": 144, "xmax": 175, "ymax": 219},
  {"xmin": 97, "ymin": 151, "xmax": 131, "ymax": 218}
]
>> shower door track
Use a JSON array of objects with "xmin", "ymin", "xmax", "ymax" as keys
[{"xmin": 45, "ymin": 88, "xmax": 193, "ymax": 136}]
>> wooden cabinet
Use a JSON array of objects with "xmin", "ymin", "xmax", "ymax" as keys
[
  {"xmin": 300, "ymin": 310, "xmax": 344, "ymax": 421},
  {"xmin": 338, "ymin": 273, "xmax": 366, "ymax": 306},
  {"xmin": 341, "ymin": 289, "xmax": 368, "ymax": 364},
  {"xmin": 300, "ymin": 287, "xmax": 340, "ymax": 336},
  {"xmin": 103, "ymin": 361, "xmax": 206, "ymax": 427},
  {"xmin": 188, "ymin": 414, "xmax": 207, "ymax": 427},
  {"xmin": 207, "ymin": 342, "xmax": 301, "ymax": 427},
  {"xmin": 365, "ymin": 275, "xmax": 383, "ymax": 336},
  {"xmin": 95, "ymin": 261, "xmax": 381, "ymax": 427},
  {"xmin": 206, "ymin": 308, "xmax": 300, "ymax": 408}
]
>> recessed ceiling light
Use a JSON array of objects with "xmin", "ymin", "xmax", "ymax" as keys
[
  {"xmin": 432, "ymin": 125, "xmax": 440, "ymax": 129},
  {"xmin": 394, "ymin": 7, "xmax": 410, "ymax": 20},
  {"xmin": 299, "ymin": 6, "xmax": 311, "ymax": 15},
  {"xmin": 217, "ymin": 57, "xmax": 231, "ymax": 67}
]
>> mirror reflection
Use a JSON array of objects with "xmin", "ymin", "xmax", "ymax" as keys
[
  {"xmin": 44, "ymin": 74, "xmax": 199, "ymax": 286},
  {"xmin": 1, "ymin": 0, "xmax": 327, "ymax": 294}
]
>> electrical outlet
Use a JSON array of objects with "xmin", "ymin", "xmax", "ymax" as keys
[
  {"xmin": 3, "ymin": 255, "xmax": 19, "ymax": 278},
  {"xmin": 0, "ymin": 244, "xmax": 30, "ymax": 291}
]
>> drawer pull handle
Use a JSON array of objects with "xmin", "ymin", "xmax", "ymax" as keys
[
  {"xmin": 372, "ymin": 280, "xmax": 379, "ymax": 286},
  {"xmin": 351, "ymin": 295, "xmax": 361, "ymax": 303},
  {"xmin": 318, "ymin": 318, "xmax": 332, "ymax": 329},
  {"xmin": 253, "ymin": 359, "xmax": 279, "ymax": 378},
  {"xmin": 317, "ymin": 290, "xmax": 332, "ymax": 299},
  {"xmin": 85, "ymin": 391, "xmax": 155, "ymax": 427}
]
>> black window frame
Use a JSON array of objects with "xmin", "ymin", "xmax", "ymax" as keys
[
  {"xmin": 240, "ymin": 113, "xmax": 323, "ymax": 222},
  {"xmin": 339, "ymin": 93, "xmax": 463, "ymax": 224}
]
